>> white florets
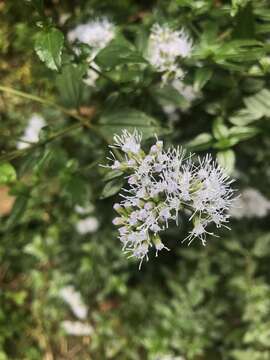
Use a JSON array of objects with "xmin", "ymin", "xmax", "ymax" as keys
[
  {"xmin": 68, "ymin": 18, "xmax": 115, "ymax": 86},
  {"xmin": 106, "ymin": 130, "xmax": 235, "ymax": 267},
  {"xmin": 17, "ymin": 114, "xmax": 46, "ymax": 149},
  {"xmin": 146, "ymin": 24, "xmax": 193, "ymax": 83},
  {"xmin": 68, "ymin": 18, "xmax": 115, "ymax": 53}
]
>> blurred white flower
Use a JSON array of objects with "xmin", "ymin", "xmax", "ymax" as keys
[
  {"xmin": 68, "ymin": 18, "xmax": 115, "ymax": 87},
  {"xmin": 75, "ymin": 204, "xmax": 94, "ymax": 215},
  {"xmin": 76, "ymin": 216, "xmax": 99, "ymax": 234},
  {"xmin": 107, "ymin": 130, "xmax": 236, "ymax": 267},
  {"xmin": 172, "ymin": 79, "xmax": 198, "ymax": 103},
  {"xmin": 230, "ymin": 188, "xmax": 270, "ymax": 219},
  {"xmin": 68, "ymin": 18, "xmax": 115, "ymax": 55},
  {"xmin": 61, "ymin": 320, "xmax": 93, "ymax": 336},
  {"xmin": 146, "ymin": 23, "xmax": 193, "ymax": 83},
  {"xmin": 59, "ymin": 286, "xmax": 88, "ymax": 320},
  {"xmin": 17, "ymin": 114, "xmax": 46, "ymax": 149}
]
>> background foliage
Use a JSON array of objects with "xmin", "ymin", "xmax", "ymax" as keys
[{"xmin": 0, "ymin": 0, "xmax": 270, "ymax": 359}]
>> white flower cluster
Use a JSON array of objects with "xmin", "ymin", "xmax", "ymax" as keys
[
  {"xmin": 68, "ymin": 17, "xmax": 115, "ymax": 54},
  {"xmin": 17, "ymin": 114, "xmax": 46, "ymax": 149},
  {"xmin": 68, "ymin": 18, "xmax": 115, "ymax": 87},
  {"xmin": 146, "ymin": 23, "xmax": 193, "ymax": 83},
  {"xmin": 60, "ymin": 286, "xmax": 93, "ymax": 336},
  {"xmin": 107, "ymin": 130, "xmax": 235, "ymax": 267}
]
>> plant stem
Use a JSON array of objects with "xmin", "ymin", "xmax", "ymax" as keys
[
  {"xmin": 0, "ymin": 123, "xmax": 82, "ymax": 162},
  {"xmin": 0, "ymin": 85, "xmax": 90, "ymax": 127}
]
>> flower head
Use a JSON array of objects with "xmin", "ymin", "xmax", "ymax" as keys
[
  {"xmin": 146, "ymin": 24, "xmax": 193, "ymax": 83},
  {"xmin": 106, "ymin": 130, "xmax": 236, "ymax": 267},
  {"xmin": 68, "ymin": 18, "xmax": 115, "ymax": 52},
  {"xmin": 17, "ymin": 114, "xmax": 46, "ymax": 149}
]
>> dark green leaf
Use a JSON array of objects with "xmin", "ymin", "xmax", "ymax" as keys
[
  {"xmin": 100, "ymin": 177, "xmax": 124, "ymax": 199},
  {"xmin": 194, "ymin": 68, "xmax": 213, "ymax": 91},
  {"xmin": 97, "ymin": 109, "xmax": 170, "ymax": 141},
  {"xmin": 35, "ymin": 28, "xmax": 64, "ymax": 71},
  {"xmin": 56, "ymin": 64, "xmax": 88, "ymax": 108},
  {"xmin": 95, "ymin": 36, "xmax": 146, "ymax": 69}
]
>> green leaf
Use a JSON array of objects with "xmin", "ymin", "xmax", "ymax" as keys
[
  {"xmin": 152, "ymin": 84, "xmax": 189, "ymax": 108},
  {"xmin": 95, "ymin": 36, "xmax": 146, "ymax": 69},
  {"xmin": 97, "ymin": 109, "xmax": 170, "ymax": 141},
  {"xmin": 217, "ymin": 149, "xmax": 235, "ymax": 174},
  {"xmin": 0, "ymin": 162, "xmax": 16, "ymax": 184},
  {"xmin": 62, "ymin": 176, "xmax": 89, "ymax": 205},
  {"xmin": 229, "ymin": 109, "xmax": 262, "ymax": 126},
  {"xmin": 186, "ymin": 133, "xmax": 214, "ymax": 151},
  {"xmin": 100, "ymin": 177, "xmax": 124, "ymax": 199},
  {"xmin": 212, "ymin": 117, "xmax": 229, "ymax": 140},
  {"xmin": 103, "ymin": 169, "xmax": 124, "ymax": 182},
  {"xmin": 56, "ymin": 64, "xmax": 88, "ymax": 107},
  {"xmin": 229, "ymin": 125, "xmax": 260, "ymax": 141},
  {"xmin": 30, "ymin": 0, "xmax": 44, "ymax": 14},
  {"xmin": 35, "ymin": 28, "xmax": 64, "ymax": 71},
  {"xmin": 194, "ymin": 68, "xmax": 213, "ymax": 91}
]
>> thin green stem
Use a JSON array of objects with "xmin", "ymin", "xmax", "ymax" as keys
[
  {"xmin": 0, "ymin": 85, "xmax": 90, "ymax": 127},
  {"xmin": 0, "ymin": 123, "xmax": 82, "ymax": 163}
]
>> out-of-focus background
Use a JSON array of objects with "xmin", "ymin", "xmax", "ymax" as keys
[{"xmin": 1, "ymin": 1, "xmax": 270, "ymax": 359}]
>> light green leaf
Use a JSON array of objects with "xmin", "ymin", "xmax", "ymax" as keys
[
  {"xmin": 35, "ymin": 28, "xmax": 64, "ymax": 71},
  {"xmin": 212, "ymin": 117, "xmax": 229, "ymax": 140},
  {"xmin": 217, "ymin": 149, "xmax": 235, "ymax": 174},
  {"xmin": 186, "ymin": 133, "xmax": 214, "ymax": 150},
  {"xmin": 0, "ymin": 162, "xmax": 17, "ymax": 184}
]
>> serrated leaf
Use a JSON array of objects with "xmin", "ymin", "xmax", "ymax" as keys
[
  {"xmin": 56, "ymin": 64, "xmax": 88, "ymax": 107},
  {"xmin": 100, "ymin": 177, "xmax": 124, "ymax": 199},
  {"xmin": 97, "ymin": 109, "xmax": 170, "ymax": 141},
  {"xmin": 35, "ymin": 28, "xmax": 64, "ymax": 71},
  {"xmin": 0, "ymin": 162, "xmax": 16, "ymax": 184},
  {"xmin": 217, "ymin": 149, "xmax": 235, "ymax": 174}
]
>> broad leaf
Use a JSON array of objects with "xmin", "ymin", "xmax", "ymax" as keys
[
  {"xmin": 97, "ymin": 109, "xmax": 170, "ymax": 141},
  {"xmin": 35, "ymin": 28, "xmax": 64, "ymax": 71},
  {"xmin": 56, "ymin": 64, "xmax": 88, "ymax": 107}
]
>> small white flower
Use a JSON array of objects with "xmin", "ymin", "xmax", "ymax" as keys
[
  {"xmin": 76, "ymin": 217, "xmax": 99, "ymax": 234},
  {"xmin": 59, "ymin": 286, "xmax": 88, "ymax": 320},
  {"xmin": 62, "ymin": 320, "xmax": 93, "ymax": 336},
  {"xmin": 112, "ymin": 129, "xmax": 142, "ymax": 154},
  {"xmin": 17, "ymin": 114, "xmax": 46, "ymax": 149}
]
